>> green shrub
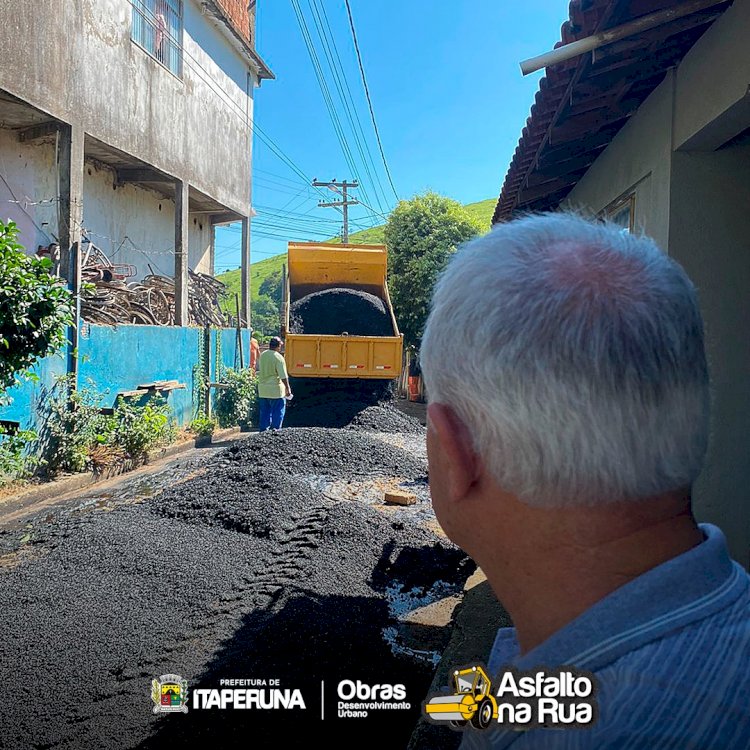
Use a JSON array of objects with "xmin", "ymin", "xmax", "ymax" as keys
[
  {"xmin": 0, "ymin": 220, "xmax": 74, "ymax": 395},
  {"xmin": 111, "ymin": 396, "xmax": 177, "ymax": 460},
  {"xmin": 0, "ymin": 427, "xmax": 37, "ymax": 486},
  {"xmin": 189, "ymin": 415, "xmax": 217, "ymax": 437},
  {"xmin": 41, "ymin": 377, "xmax": 177, "ymax": 473},
  {"xmin": 213, "ymin": 367, "xmax": 258, "ymax": 428},
  {"xmin": 42, "ymin": 376, "xmax": 108, "ymax": 475}
]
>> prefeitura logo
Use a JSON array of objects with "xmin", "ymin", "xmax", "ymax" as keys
[{"xmin": 151, "ymin": 674, "xmax": 189, "ymax": 714}]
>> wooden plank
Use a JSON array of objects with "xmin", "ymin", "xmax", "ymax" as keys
[
  {"xmin": 119, "ymin": 389, "xmax": 149, "ymax": 398},
  {"xmin": 384, "ymin": 490, "xmax": 417, "ymax": 506}
]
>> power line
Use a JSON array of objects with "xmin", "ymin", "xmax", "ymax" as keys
[
  {"xmin": 289, "ymin": 0, "xmax": 365, "ymax": 203},
  {"xmin": 313, "ymin": 179, "xmax": 359, "ymax": 243},
  {"xmin": 343, "ymin": 0, "xmax": 399, "ymax": 202},
  {"xmin": 308, "ymin": 0, "xmax": 388, "ymax": 214}
]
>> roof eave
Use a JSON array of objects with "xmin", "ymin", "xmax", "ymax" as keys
[{"xmin": 200, "ymin": 0, "xmax": 275, "ymax": 83}]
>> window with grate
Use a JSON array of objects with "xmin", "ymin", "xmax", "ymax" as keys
[{"xmin": 131, "ymin": 0, "xmax": 183, "ymax": 77}]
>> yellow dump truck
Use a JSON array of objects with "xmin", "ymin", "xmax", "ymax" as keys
[{"xmin": 280, "ymin": 242, "xmax": 403, "ymax": 380}]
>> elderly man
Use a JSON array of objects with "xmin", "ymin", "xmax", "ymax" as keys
[{"xmin": 420, "ymin": 213, "xmax": 749, "ymax": 748}]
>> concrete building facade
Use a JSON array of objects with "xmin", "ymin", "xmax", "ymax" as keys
[
  {"xmin": 0, "ymin": 0, "xmax": 272, "ymax": 320},
  {"xmin": 0, "ymin": 0, "xmax": 271, "ymax": 429}
]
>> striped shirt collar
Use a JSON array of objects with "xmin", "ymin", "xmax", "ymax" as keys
[{"xmin": 489, "ymin": 523, "xmax": 747, "ymax": 675}]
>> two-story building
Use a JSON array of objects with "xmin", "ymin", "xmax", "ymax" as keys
[{"xmin": 0, "ymin": 0, "xmax": 272, "ymax": 426}]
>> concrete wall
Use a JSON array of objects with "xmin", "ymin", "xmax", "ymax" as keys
[
  {"xmin": 668, "ymin": 145, "xmax": 750, "ymax": 565},
  {"xmin": 673, "ymin": 0, "xmax": 750, "ymax": 150},
  {"xmin": 0, "ymin": 128, "xmax": 59, "ymax": 251},
  {"xmin": 81, "ymin": 160, "xmax": 212, "ymax": 278},
  {"xmin": 564, "ymin": 72, "xmax": 675, "ymax": 251},
  {"xmin": 78, "ymin": 323, "xmax": 200, "ymax": 424},
  {"xmin": 561, "ymin": 0, "xmax": 750, "ymax": 564},
  {"xmin": 0, "ymin": 0, "xmax": 255, "ymax": 215},
  {"xmin": 0, "ymin": 324, "xmax": 252, "ymax": 430},
  {"xmin": 0, "ymin": 129, "xmax": 211, "ymax": 275}
]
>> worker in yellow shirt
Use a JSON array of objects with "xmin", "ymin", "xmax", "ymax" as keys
[{"xmin": 257, "ymin": 336, "xmax": 292, "ymax": 431}]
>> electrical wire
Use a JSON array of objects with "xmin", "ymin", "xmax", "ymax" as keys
[
  {"xmin": 289, "ymin": 0, "xmax": 371, "ymax": 207},
  {"xmin": 344, "ymin": 0, "xmax": 399, "ymax": 202},
  {"xmin": 308, "ymin": 0, "xmax": 387, "ymax": 213}
]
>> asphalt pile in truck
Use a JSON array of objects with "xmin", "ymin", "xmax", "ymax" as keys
[{"xmin": 289, "ymin": 287, "xmax": 394, "ymax": 336}]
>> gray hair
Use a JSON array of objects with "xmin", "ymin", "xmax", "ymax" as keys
[{"xmin": 421, "ymin": 212, "xmax": 710, "ymax": 507}]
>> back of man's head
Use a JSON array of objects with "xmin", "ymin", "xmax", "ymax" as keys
[
  {"xmin": 269, "ymin": 336, "xmax": 282, "ymax": 350},
  {"xmin": 421, "ymin": 212, "xmax": 710, "ymax": 508}
]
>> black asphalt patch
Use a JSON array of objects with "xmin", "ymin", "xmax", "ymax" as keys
[{"xmin": 0, "ymin": 408, "xmax": 472, "ymax": 748}]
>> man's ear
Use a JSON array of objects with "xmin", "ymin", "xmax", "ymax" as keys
[{"xmin": 427, "ymin": 403, "xmax": 481, "ymax": 501}]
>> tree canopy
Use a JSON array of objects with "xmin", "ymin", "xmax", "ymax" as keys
[
  {"xmin": 0, "ymin": 220, "xmax": 74, "ymax": 394},
  {"xmin": 384, "ymin": 192, "xmax": 482, "ymax": 347}
]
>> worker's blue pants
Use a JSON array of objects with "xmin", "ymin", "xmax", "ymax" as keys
[{"xmin": 258, "ymin": 397, "xmax": 286, "ymax": 431}]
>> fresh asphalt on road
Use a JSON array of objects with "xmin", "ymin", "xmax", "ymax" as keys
[{"xmin": 0, "ymin": 400, "xmax": 474, "ymax": 748}]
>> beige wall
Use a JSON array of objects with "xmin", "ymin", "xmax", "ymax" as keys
[
  {"xmin": 564, "ymin": 71, "xmax": 674, "ymax": 250},
  {"xmin": 562, "ymin": 0, "xmax": 750, "ymax": 564},
  {"xmin": 668, "ymin": 146, "xmax": 750, "ymax": 565}
]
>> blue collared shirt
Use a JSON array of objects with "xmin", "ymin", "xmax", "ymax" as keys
[{"xmin": 460, "ymin": 524, "xmax": 750, "ymax": 749}]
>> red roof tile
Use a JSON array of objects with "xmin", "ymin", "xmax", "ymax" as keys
[{"xmin": 493, "ymin": 0, "xmax": 732, "ymax": 224}]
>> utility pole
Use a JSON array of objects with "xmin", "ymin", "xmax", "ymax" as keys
[{"xmin": 313, "ymin": 178, "xmax": 359, "ymax": 243}]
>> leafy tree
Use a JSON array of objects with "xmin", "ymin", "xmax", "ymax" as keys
[
  {"xmin": 250, "ymin": 295, "xmax": 280, "ymax": 342},
  {"xmin": 0, "ymin": 220, "xmax": 74, "ymax": 393},
  {"xmin": 384, "ymin": 192, "xmax": 482, "ymax": 346},
  {"xmin": 258, "ymin": 269, "xmax": 283, "ymax": 307}
]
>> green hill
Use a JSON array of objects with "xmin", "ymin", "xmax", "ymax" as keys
[
  {"xmin": 217, "ymin": 253, "xmax": 286, "ymax": 316},
  {"xmin": 216, "ymin": 197, "xmax": 496, "ymax": 314}
]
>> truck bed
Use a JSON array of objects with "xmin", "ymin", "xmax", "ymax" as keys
[{"xmin": 282, "ymin": 242, "xmax": 403, "ymax": 380}]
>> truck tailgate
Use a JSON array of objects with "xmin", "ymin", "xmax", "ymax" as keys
[{"xmin": 286, "ymin": 334, "xmax": 402, "ymax": 378}]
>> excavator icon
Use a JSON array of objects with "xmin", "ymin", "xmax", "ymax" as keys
[{"xmin": 424, "ymin": 665, "xmax": 498, "ymax": 730}]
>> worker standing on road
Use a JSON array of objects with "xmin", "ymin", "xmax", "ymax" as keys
[
  {"xmin": 257, "ymin": 336, "xmax": 292, "ymax": 432},
  {"xmin": 250, "ymin": 334, "xmax": 260, "ymax": 372}
]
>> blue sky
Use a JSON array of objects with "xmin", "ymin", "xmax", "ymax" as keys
[{"xmin": 213, "ymin": 0, "xmax": 569, "ymax": 272}]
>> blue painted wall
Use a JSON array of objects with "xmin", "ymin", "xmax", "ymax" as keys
[
  {"xmin": 0, "ymin": 323, "xmax": 253, "ymax": 431},
  {"xmin": 78, "ymin": 323, "xmax": 200, "ymax": 425},
  {"xmin": 0, "ymin": 353, "xmax": 68, "ymax": 431},
  {"xmin": 214, "ymin": 327, "xmax": 252, "ymax": 378}
]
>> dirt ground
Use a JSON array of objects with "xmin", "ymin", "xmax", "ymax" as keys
[{"xmin": 0, "ymin": 393, "xmax": 480, "ymax": 749}]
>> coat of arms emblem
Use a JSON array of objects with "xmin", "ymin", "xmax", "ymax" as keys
[{"xmin": 151, "ymin": 674, "xmax": 189, "ymax": 714}]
